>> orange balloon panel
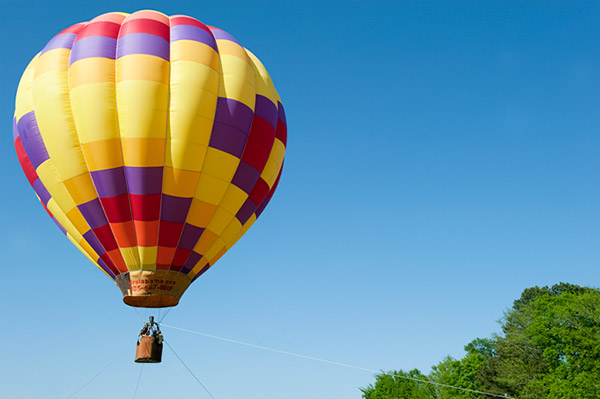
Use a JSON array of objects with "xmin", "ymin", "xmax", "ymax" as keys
[{"xmin": 13, "ymin": 11, "xmax": 287, "ymax": 307}]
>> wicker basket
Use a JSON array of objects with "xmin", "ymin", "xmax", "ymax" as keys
[{"xmin": 135, "ymin": 336, "xmax": 163, "ymax": 363}]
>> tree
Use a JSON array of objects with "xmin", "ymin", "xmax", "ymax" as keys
[
  {"xmin": 484, "ymin": 283, "xmax": 600, "ymax": 399},
  {"xmin": 360, "ymin": 283, "xmax": 600, "ymax": 399},
  {"xmin": 429, "ymin": 339, "xmax": 495, "ymax": 398},
  {"xmin": 361, "ymin": 369, "xmax": 435, "ymax": 399}
]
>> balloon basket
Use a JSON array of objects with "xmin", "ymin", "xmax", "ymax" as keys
[{"xmin": 135, "ymin": 336, "xmax": 163, "ymax": 363}]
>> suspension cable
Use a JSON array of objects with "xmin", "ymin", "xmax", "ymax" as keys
[
  {"xmin": 160, "ymin": 323, "xmax": 515, "ymax": 399},
  {"xmin": 132, "ymin": 364, "xmax": 144, "ymax": 399},
  {"xmin": 133, "ymin": 308, "xmax": 146, "ymax": 324},
  {"xmin": 164, "ymin": 340, "xmax": 216, "ymax": 399},
  {"xmin": 158, "ymin": 307, "xmax": 173, "ymax": 323},
  {"xmin": 66, "ymin": 343, "xmax": 128, "ymax": 398}
]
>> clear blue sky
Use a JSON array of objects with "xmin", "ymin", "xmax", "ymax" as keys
[{"xmin": 1, "ymin": 1, "xmax": 599, "ymax": 398}]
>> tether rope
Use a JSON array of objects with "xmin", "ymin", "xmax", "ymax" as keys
[
  {"xmin": 132, "ymin": 364, "xmax": 144, "ymax": 398},
  {"xmin": 165, "ymin": 340, "xmax": 216, "ymax": 399},
  {"xmin": 65, "ymin": 343, "xmax": 128, "ymax": 398},
  {"xmin": 160, "ymin": 323, "xmax": 516, "ymax": 399},
  {"xmin": 158, "ymin": 307, "xmax": 173, "ymax": 323}
]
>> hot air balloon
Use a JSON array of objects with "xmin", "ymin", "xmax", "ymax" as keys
[{"xmin": 13, "ymin": 10, "xmax": 287, "ymax": 310}]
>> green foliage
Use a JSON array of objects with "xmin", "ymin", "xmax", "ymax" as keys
[
  {"xmin": 488, "ymin": 283, "xmax": 600, "ymax": 398},
  {"xmin": 429, "ymin": 353, "xmax": 486, "ymax": 398},
  {"xmin": 361, "ymin": 283, "xmax": 600, "ymax": 399},
  {"xmin": 360, "ymin": 369, "xmax": 434, "ymax": 399}
]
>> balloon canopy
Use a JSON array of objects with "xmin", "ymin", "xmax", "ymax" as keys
[{"xmin": 13, "ymin": 10, "xmax": 287, "ymax": 308}]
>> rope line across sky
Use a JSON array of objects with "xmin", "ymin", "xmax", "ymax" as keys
[{"xmin": 160, "ymin": 323, "xmax": 517, "ymax": 399}]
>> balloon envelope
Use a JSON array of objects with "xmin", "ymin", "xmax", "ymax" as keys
[{"xmin": 13, "ymin": 10, "xmax": 287, "ymax": 307}]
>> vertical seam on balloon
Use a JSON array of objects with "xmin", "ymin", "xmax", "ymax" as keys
[
  {"xmin": 184, "ymin": 34, "xmax": 259, "ymax": 277},
  {"xmin": 112, "ymin": 13, "xmax": 143, "ymax": 272},
  {"xmin": 207, "ymin": 55, "xmax": 260, "ymax": 253},
  {"xmin": 172, "ymin": 31, "xmax": 236, "ymax": 275},
  {"xmin": 190, "ymin": 34, "xmax": 233, "ymax": 271},
  {"xmin": 228, "ymin": 50, "xmax": 279, "ymax": 231},
  {"xmin": 16, "ymin": 102, "xmax": 111, "ymax": 277},
  {"xmin": 198, "ymin": 46, "xmax": 285, "ymax": 272},
  {"xmin": 117, "ymin": 15, "xmax": 144, "ymax": 272},
  {"xmin": 112, "ymin": 12, "xmax": 139, "ymax": 273},
  {"xmin": 253, "ymin": 106, "xmax": 286, "ymax": 221},
  {"xmin": 36, "ymin": 24, "xmax": 110, "ymax": 269},
  {"xmin": 155, "ymin": 13, "xmax": 172, "ymax": 273},
  {"xmin": 161, "ymin": 15, "xmax": 183, "ymax": 273},
  {"xmin": 108, "ymin": 13, "xmax": 139, "ymax": 275},
  {"xmin": 30, "ymin": 23, "xmax": 121, "ymax": 278},
  {"xmin": 69, "ymin": 16, "xmax": 134, "ymax": 275},
  {"xmin": 113, "ymin": 13, "xmax": 151, "ymax": 273},
  {"xmin": 250, "ymin": 96, "xmax": 286, "ymax": 222},
  {"xmin": 164, "ymin": 19, "xmax": 221, "ymax": 274}
]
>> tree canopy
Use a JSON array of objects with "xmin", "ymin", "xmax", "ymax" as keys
[{"xmin": 361, "ymin": 283, "xmax": 600, "ymax": 399}]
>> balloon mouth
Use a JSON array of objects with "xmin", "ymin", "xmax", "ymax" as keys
[
  {"xmin": 115, "ymin": 270, "xmax": 192, "ymax": 308},
  {"xmin": 123, "ymin": 294, "xmax": 180, "ymax": 308}
]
